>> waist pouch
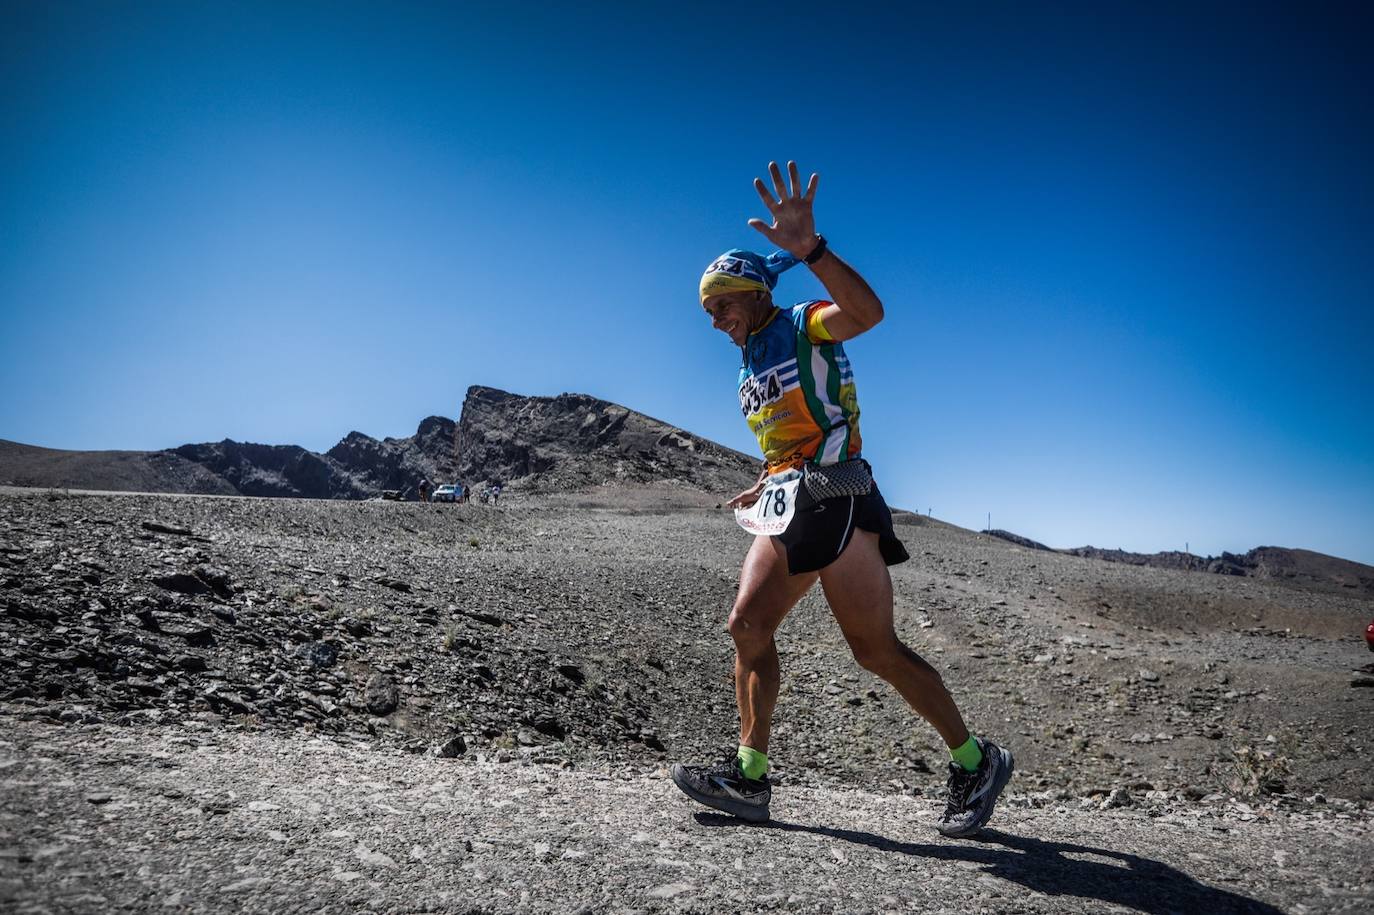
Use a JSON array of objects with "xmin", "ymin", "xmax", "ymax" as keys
[{"xmin": 802, "ymin": 459, "xmax": 874, "ymax": 501}]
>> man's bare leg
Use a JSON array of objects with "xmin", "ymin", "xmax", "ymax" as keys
[
  {"xmin": 669, "ymin": 534, "xmax": 816, "ymax": 822},
  {"xmin": 729, "ymin": 534, "xmax": 818, "ymax": 753},
  {"xmin": 819, "ymin": 528, "xmax": 1014, "ymax": 836},
  {"xmin": 817, "ymin": 529, "xmax": 969, "ymax": 747}
]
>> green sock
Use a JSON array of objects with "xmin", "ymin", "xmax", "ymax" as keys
[
  {"xmin": 737, "ymin": 745, "xmax": 768, "ymax": 780},
  {"xmin": 950, "ymin": 735, "xmax": 983, "ymax": 772}
]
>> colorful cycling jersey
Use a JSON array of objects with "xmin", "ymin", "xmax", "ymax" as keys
[{"xmin": 739, "ymin": 301, "xmax": 862, "ymax": 473}]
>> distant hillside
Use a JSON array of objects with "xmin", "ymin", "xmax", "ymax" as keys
[
  {"xmin": 0, "ymin": 440, "xmax": 237, "ymax": 495},
  {"xmin": 0, "ymin": 386, "xmax": 757, "ymax": 500},
  {"xmin": 984, "ymin": 529, "xmax": 1374, "ymax": 601},
  {"xmin": 983, "ymin": 529, "xmax": 1052, "ymax": 551},
  {"xmin": 455, "ymin": 385, "xmax": 757, "ymax": 493}
]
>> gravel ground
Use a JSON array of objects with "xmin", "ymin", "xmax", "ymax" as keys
[
  {"xmin": 2, "ymin": 717, "xmax": 1369, "ymax": 914},
  {"xmin": 2, "ymin": 485, "xmax": 1372, "ymax": 912}
]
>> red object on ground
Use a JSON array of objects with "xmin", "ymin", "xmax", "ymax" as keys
[{"xmin": 1366, "ymin": 620, "xmax": 1374, "ymax": 651}]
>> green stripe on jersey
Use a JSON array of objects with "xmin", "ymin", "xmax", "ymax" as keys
[
  {"xmin": 794, "ymin": 327, "xmax": 831, "ymax": 458},
  {"xmin": 820, "ymin": 345, "xmax": 847, "ymax": 460}
]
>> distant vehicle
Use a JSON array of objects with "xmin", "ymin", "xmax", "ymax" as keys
[{"xmin": 431, "ymin": 484, "xmax": 461, "ymax": 503}]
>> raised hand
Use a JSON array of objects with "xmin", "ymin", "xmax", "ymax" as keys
[{"xmin": 748, "ymin": 160, "xmax": 819, "ymax": 259}]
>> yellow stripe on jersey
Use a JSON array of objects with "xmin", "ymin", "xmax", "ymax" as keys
[{"xmin": 805, "ymin": 303, "xmax": 833, "ymax": 342}]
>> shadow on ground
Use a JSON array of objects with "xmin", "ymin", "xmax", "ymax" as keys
[{"xmin": 695, "ymin": 813, "xmax": 1281, "ymax": 914}]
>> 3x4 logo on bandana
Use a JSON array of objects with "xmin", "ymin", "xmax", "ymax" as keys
[{"xmin": 739, "ymin": 370, "xmax": 783, "ymax": 417}]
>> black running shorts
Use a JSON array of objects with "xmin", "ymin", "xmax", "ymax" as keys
[{"xmin": 776, "ymin": 479, "xmax": 910, "ymax": 575}]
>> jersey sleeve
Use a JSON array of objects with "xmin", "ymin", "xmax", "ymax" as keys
[{"xmin": 792, "ymin": 300, "xmax": 835, "ymax": 344}]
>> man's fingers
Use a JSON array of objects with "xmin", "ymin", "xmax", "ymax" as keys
[
  {"xmin": 747, "ymin": 218, "xmax": 779, "ymax": 242},
  {"xmin": 804, "ymin": 172, "xmax": 818, "ymax": 202},
  {"xmin": 754, "ymin": 177, "xmax": 779, "ymax": 211},
  {"xmin": 769, "ymin": 161, "xmax": 788, "ymax": 202},
  {"xmin": 787, "ymin": 161, "xmax": 802, "ymax": 198}
]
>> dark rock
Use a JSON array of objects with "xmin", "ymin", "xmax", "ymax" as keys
[
  {"xmin": 141, "ymin": 521, "xmax": 195, "ymax": 537},
  {"xmin": 164, "ymin": 624, "xmax": 214, "ymax": 647},
  {"xmin": 124, "ymin": 677, "xmax": 162, "ymax": 696},
  {"xmin": 47, "ymin": 649, "xmax": 95, "ymax": 668},
  {"xmin": 342, "ymin": 618, "xmax": 372, "ymax": 638},
  {"xmin": 152, "ymin": 573, "xmax": 210, "ymax": 597},
  {"xmin": 365, "ymin": 673, "xmax": 400, "ymax": 716},
  {"xmin": 193, "ymin": 565, "xmax": 235, "ymax": 598},
  {"xmin": 296, "ymin": 641, "xmax": 339, "ymax": 668},
  {"xmin": 431, "ymin": 736, "xmax": 466, "ymax": 758},
  {"xmin": 533, "ymin": 717, "xmax": 566, "ymax": 740},
  {"xmin": 175, "ymin": 654, "xmax": 207, "ymax": 672},
  {"xmin": 203, "ymin": 690, "xmax": 254, "ymax": 715},
  {"xmin": 5, "ymin": 600, "xmax": 58, "ymax": 623},
  {"xmin": 556, "ymin": 664, "xmax": 585, "ymax": 685}
]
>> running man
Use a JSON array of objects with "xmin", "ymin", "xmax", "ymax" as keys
[{"xmin": 671, "ymin": 161, "xmax": 1013, "ymax": 837}]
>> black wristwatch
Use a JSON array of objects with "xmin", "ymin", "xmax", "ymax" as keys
[{"xmin": 803, "ymin": 234, "xmax": 828, "ymax": 265}]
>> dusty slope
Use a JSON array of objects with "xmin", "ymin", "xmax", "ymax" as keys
[
  {"xmin": 0, "ymin": 440, "xmax": 237, "ymax": 495},
  {"xmin": 2, "ymin": 717, "xmax": 1369, "ymax": 914},
  {"xmin": 5, "ymin": 486, "xmax": 1370, "ymax": 798},
  {"xmin": 2, "ymin": 485, "xmax": 1372, "ymax": 912}
]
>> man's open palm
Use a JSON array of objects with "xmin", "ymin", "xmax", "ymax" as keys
[{"xmin": 748, "ymin": 160, "xmax": 818, "ymax": 259}]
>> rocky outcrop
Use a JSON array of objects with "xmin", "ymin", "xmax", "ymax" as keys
[
  {"xmin": 984, "ymin": 529, "xmax": 1053, "ymax": 551},
  {"xmin": 171, "ymin": 441, "xmax": 363, "ymax": 499},
  {"xmin": 1065, "ymin": 546, "xmax": 1210, "ymax": 572},
  {"xmin": 326, "ymin": 416, "xmax": 458, "ymax": 495},
  {"xmin": 2, "ymin": 388, "xmax": 754, "ymax": 499},
  {"xmin": 1061, "ymin": 545, "xmax": 1374, "ymax": 600},
  {"xmin": 453, "ymin": 386, "xmax": 757, "ymax": 492}
]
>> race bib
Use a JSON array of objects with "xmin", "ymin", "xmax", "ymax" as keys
[{"xmin": 734, "ymin": 473, "xmax": 801, "ymax": 536}]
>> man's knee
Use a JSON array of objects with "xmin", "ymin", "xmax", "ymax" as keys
[
  {"xmin": 852, "ymin": 639, "xmax": 930, "ymax": 680},
  {"xmin": 727, "ymin": 605, "xmax": 775, "ymax": 654}
]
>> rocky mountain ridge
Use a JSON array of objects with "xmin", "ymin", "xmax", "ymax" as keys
[
  {"xmin": 985, "ymin": 530, "xmax": 1374, "ymax": 601},
  {"xmin": 0, "ymin": 386, "xmax": 758, "ymax": 501}
]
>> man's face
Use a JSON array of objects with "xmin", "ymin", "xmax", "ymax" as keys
[{"xmin": 702, "ymin": 291, "xmax": 766, "ymax": 347}]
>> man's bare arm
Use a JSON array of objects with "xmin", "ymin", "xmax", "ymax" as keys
[
  {"xmin": 806, "ymin": 249, "xmax": 883, "ymax": 342},
  {"xmin": 748, "ymin": 160, "xmax": 884, "ymax": 343}
]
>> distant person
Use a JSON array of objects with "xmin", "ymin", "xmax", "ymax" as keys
[
  {"xmin": 490, "ymin": 481, "xmax": 502, "ymax": 505},
  {"xmin": 418, "ymin": 479, "xmax": 431, "ymax": 503},
  {"xmin": 670, "ymin": 161, "xmax": 1013, "ymax": 837},
  {"xmin": 456, "ymin": 481, "xmax": 468, "ymax": 504},
  {"xmin": 1366, "ymin": 619, "xmax": 1374, "ymax": 652}
]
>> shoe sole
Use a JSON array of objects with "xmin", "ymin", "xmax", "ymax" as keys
[
  {"xmin": 937, "ymin": 746, "xmax": 1015, "ymax": 838},
  {"xmin": 670, "ymin": 764, "xmax": 770, "ymax": 823}
]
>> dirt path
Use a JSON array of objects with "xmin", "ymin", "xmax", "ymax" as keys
[{"xmin": 2, "ymin": 719, "xmax": 1368, "ymax": 914}]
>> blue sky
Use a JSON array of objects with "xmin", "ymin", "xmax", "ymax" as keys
[{"xmin": 2, "ymin": 2, "xmax": 1371, "ymax": 563}]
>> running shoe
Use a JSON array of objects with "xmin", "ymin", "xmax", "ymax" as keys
[
  {"xmin": 670, "ymin": 752, "xmax": 771, "ymax": 823},
  {"xmin": 936, "ymin": 737, "xmax": 1014, "ymax": 838}
]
